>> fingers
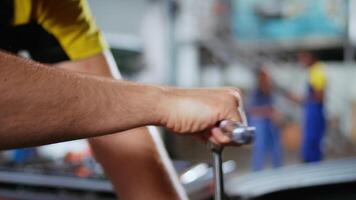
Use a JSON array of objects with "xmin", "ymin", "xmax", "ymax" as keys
[
  {"xmin": 238, "ymin": 105, "xmax": 247, "ymax": 126},
  {"xmin": 165, "ymin": 86, "xmax": 247, "ymax": 148},
  {"xmin": 204, "ymin": 87, "xmax": 248, "ymax": 147},
  {"xmin": 225, "ymin": 87, "xmax": 247, "ymax": 126},
  {"xmin": 234, "ymin": 88, "xmax": 247, "ymax": 126},
  {"xmin": 208, "ymin": 127, "xmax": 231, "ymax": 146}
]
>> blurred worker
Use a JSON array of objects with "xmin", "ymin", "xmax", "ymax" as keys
[
  {"xmin": 0, "ymin": 1, "xmax": 245, "ymax": 199},
  {"xmin": 248, "ymin": 67, "xmax": 283, "ymax": 171},
  {"xmin": 298, "ymin": 52, "xmax": 327, "ymax": 163},
  {"xmin": 276, "ymin": 52, "xmax": 327, "ymax": 163}
]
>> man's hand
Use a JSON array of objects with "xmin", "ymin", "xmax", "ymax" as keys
[{"xmin": 160, "ymin": 87, "xmax": 243, "ymax": 146}]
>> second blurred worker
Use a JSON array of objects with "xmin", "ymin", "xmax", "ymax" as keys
[{"xmin": 248, "ymin": 67, "xmax": 283, "ymax": 171}]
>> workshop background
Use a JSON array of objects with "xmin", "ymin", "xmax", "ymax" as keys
[{"xmin": 1, "ymin": 0, "xmax": 356, "ymax": 199}]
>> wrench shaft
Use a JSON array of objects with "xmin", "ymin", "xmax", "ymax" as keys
[
  {"xmin": 210, "ymin": 120, "xmax": 255, "ymax": 200},
  {"xmin": 212, "ymin": 148, "xmax": 224, "ymax": 200}
]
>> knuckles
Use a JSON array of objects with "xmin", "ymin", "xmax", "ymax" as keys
[
  {"xmin": 164, "ymin": 86, "xmax": 243, "ymax": 134},
  {"xmin": 219, "ymin": 88, "xmax": 240, "ymax": 107},
  {"xmin": 222, "ymin": 87, "xmax": 241, "ymax": 96}
]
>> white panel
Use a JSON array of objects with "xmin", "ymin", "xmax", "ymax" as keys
[{"xmin": 349, "ymin": 0, "xmax": 356, "ymax": 44}]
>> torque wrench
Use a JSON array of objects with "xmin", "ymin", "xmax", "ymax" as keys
[{"xmin": 210, "ymin": 120, "xmax": 255, "ymax": 200}]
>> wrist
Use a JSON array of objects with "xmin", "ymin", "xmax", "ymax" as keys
[
  {"xmin": 125, "ymin": 83, "xmax": 174, "ymax": 127},
  {"xmin": 153, "ymin": 86, "xmax": 174, "ymax": 126}
]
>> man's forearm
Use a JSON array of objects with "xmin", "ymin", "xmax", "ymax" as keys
[
  {"xmin": 1, "ymin": 50, "xmax": 244, "ymax": 149},
  {"xmin": 0, "ymin": 52, "xmax": 163, "ymax": 149},
  {"xmin": 89, "ymin": 127, "xmax": 186, "ymax": 200}
]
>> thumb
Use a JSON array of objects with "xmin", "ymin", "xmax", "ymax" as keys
[{"xmin": 226, "ymin": 92, "xmax": 247, "ymax": 125}]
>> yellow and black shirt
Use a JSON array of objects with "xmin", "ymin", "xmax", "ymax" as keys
[{"xmin": 0, "ymin": 0, "xmax": 107, "ymax": 63}]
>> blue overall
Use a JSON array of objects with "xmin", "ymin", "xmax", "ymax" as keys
[
  {"xmin": 301, "ymin": 84, "xmax": 326, "ymax": 163},
  {"xmin": 10, "ymin": 148, "xmax": 37, "ymax": 164},
  {"xmin": 249, "ymin": 90, "xmax": 283, "ymax": 171}
]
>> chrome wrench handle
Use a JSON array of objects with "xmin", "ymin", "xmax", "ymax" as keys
[{"xmin": 219, "ymin": 120, "xmax": 255, "ymax": 146}]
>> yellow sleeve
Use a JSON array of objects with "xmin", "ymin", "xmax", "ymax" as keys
[
  {"xmin": 13, "ymin": 0, "xmax": 32, "ymax": 26},
  {"xmin": 309, "ymin": 63, "xmax": 327, "ymax": 91},
  {"xmin": 33, "ymin": 0, "xmax": 108, "ymax": 60}
]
